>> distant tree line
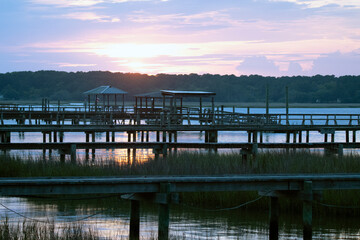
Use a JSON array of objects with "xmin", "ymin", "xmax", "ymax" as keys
[{"xmin": 0, "ymin": 71, "xmax": 360, "ymax": 103}]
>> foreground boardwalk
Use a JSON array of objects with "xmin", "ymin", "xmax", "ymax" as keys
[{"xmin": 1, "ymin": 174, "xmax": 360, "ymax": 240}]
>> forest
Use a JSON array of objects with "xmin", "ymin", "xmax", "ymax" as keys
[{"xmin": 1, "ymin": 71, "xmax": 360, "ymax": 103}]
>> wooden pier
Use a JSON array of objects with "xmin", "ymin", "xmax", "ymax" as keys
[
  {"xmin": 1, "ymin": 101, "xmax": 360, "ymax": 160},
  {"xmin": 1, "ymin": 174, "xmax": 360, "ymax": 239}
]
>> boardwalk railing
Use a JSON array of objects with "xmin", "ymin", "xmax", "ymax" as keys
[{"xmin": 1, "ymin": 108, "xmax": 360, "ymax": 126}]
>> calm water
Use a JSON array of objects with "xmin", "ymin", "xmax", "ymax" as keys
[
  {"xmin": 1, "ymin": 107, "xmax": 360, "ymax": 239},
  {"xmin": 1, "ymin": 196, "xmax": 360, "ymax": 239}
]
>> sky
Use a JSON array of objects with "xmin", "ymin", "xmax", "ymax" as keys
[{"xmin": 1, "ymin": 0, "xmax": 360, "ymax": 76}]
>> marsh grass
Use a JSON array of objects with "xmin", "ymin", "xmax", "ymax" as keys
[
  {"xmin": 0, "ymin": 218, "xmax": 101, "ymax": 240},
  {"xmin": 2, "ymin": 151, "xmax": 360, "ymax": 215},
  {"xmin": 3, "ymin": 150, "xmax": 360, "ymax": 177}
]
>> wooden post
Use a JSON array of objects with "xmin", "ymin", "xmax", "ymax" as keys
[
  {"xmin": 337, "ymin": 144, "xmax": 344, "ymax": 158},
  {"xmin": 70, "ymin": 144, "xmax": 76, "ymax": 163},
  {"xmin": 286, "ymin": 132, "xmax": 290, "ymax": 154},
  {"xmin": 158, "ymin": 183, "xmax": 171, "ymax": 240},
  {"xmin": 5, "ymin": 132, "xmax": 10, "ymax": 143},
  {"xmin": 133, "ymin": 131, "xmax": 137, "ymax": 162},
  {"xmin": 162, "ymin": 131, "xmax": 166, "ymax": 142},
  {"xmin": 42, "ymin": 132, "xmax": 46, "ymax": 156},
  {"xmin": 174, "ymin": 131, "xmax": 178, "ymax": 154},
  {"xmin": 127, "ymin": 132, "xmax": 131, "ymax": 161},
  {"xmin": 106, "ymin": 131, "xmax": 110, "ymax": 142},
  {"xmin": 112, "ymin": 131, "xmax": 115, "ymax": 142},
  {"xmin": 303, "ymin": 181, "xmax": 313, "ymax": 240},
  {"xmin": 129, "ymin": 200, "xmax": 140, "ymax": 240},
  {"xmin": 205, "ymin": 131, "xmax": 209, "ymax": 143},
  {"xmin": 92, "ymin": 132, "xmax": 96, "ymax": 156},
  {"xmin": 253, "ymin": 131, "xmax": 258, "ymax": 143},
  {"xmin": 85, "ymin": 132, "xmax": 89, "ymax": 160},
  {"xmin": 269, "ymin": 196, "xmax": 279, "ymax": 240},
  {"xmin": 168, "ymin": 132, "xmax": 172, "ymax": 153},
  {"xmin": 60, "ymin": 150, "xmax": 65, "ymax": 162},
  {"xmin": 156, "ymin": 131, "xmax": 160, "ymax": 142},
  {"xmin": 353, "ymin": 130, "xmax": 356, "ymax": 143},
  {"xmin": 59, "ymin": 132, "xmax": 64, "ymax": 143},
  {"xmin": 306, "ymin": 131, "xmax": 310, "ymax": 143}
]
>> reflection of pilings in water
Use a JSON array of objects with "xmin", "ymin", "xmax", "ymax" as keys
[
  {"xmin": 127, "ymin": 131, "xmax": 131, "ymax": 163},
  {"xmin": 133, "ymin": 131, "xmax": 137, "ymax": 163},
  {"xmin": 0, "ymin": 131, "xmax": 10, "ymax": 154}
]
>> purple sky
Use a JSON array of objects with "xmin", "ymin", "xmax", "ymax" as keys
[{"xmin": 1, "ymin": 0, "xmax": 360, "ymax": 76}]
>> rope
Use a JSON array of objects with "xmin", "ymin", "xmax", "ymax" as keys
[
  {"xmin": 0, "ymin": 202, "xmax": 105, "ymax": 223},
  {"xmin": 180, "ymin": 194, "xmax": 265, "ymax": 212},
  {"xmin": 22, "ymin": 194, "xmax": 119, "ymax": 201},
  {"xmin": 314, "ymin": 201, "xmax": 360, "ymax": 209}
]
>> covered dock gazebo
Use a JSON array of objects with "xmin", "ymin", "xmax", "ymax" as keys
[
  {"xmin": 83, "ymin": 86, "xmax": 127, "ymax": 112},
  {"xmin": 134, "ymin": 91, "xmax": 167, "ymax": 113},
  {"xmin": 160, "ymin": 90, "xmax": 216, "ymax": 115}
]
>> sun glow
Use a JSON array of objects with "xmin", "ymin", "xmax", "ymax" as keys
[
  {"xmin": 95, "ymin": 43, "xmax": 181, "ymax": 59},
  {"xmin": 122, "ymin": 61, "xmax": 160, "ymax": 73}
]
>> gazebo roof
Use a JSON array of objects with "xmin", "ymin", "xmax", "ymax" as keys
[
  {"xmin": 83, "ymin": 86, "xmax": 127, "ymax": 95},
  {"xmin": 134, "ymin": 91, "xmax": 163, "ymax": 98},
  {"xmin": 160, "ymin": 90, "xmax": 216, "ymax": 97}
]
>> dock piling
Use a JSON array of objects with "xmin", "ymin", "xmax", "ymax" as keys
[
  {"xmin": 130, "ymin": 200, "xmax": 140, "ymax": 240},
  {"xmin": 303, "ymin": 181, "xmax": 313, "ymax": 240},
  {"xmin": 269, "ymin": 196, "xmax": 279, "ymax": 240},
  {"xmin": 158, "ymin": 183, "xmax": 171, "ymax": 240}
]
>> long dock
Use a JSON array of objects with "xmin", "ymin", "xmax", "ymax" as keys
[
  {"xmin": 1, "ymin": 104, "xmax": 360, "ymax": 159},
  {"xmin": 1, "ymin": 174, "xmax": 360, "ymax": 239}
]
